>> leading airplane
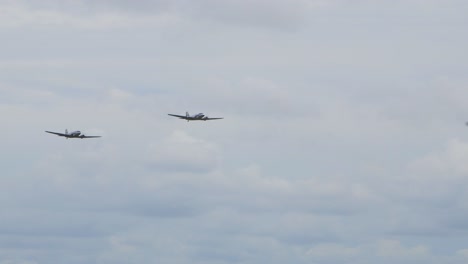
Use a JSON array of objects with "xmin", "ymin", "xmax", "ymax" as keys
[
  {"xmin": 45, "ymin": 129, "xmax": 101, "ymax": 139},
  {"xmin": 168, "ymin": 112, "xmax": 224, "ymax": 121}
]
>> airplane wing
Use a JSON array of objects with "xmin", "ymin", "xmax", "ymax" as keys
[
  {"xmin": 205, "ymin": 117, "xmax": 224, "ymax": 120},
  {"xmin": 45, "ymin": 131, "xmax": 67, "ymax": 137},
  {"xmin": 168, "ymin": 114, "xmax": 188, "ymax": 119},
  {"xmin": 80, "ymin": 135, "xmax": 101, "ymax": 138}
]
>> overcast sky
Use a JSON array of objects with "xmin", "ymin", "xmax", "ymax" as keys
[{"xmin": 2, "ymin": 0, "xmax": 468, "ymax": 263}]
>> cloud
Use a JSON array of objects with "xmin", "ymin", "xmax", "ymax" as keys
[
  {"xmin": 376, "ymin": 240, "xmax": 429, "ymax": 258},
  {"xmin": 186, "ymin": 77, "xmax": 296, "ymax": 116},
  {"xmin": 0, "ymin": 261, "xmax": 37, "ymax": 264},
  {"xmin": 305, "ymin": 240, "xmax": 431, "ymax": 264},
  {"xmin": 457, "ymin": 248, "xmax": 468, "ymax": 258},
  {"xmin": 146, "ymin": 130, "xmax": 221, "ymax": 173},
  {"xmin": 306, "ymin": 243, "xmax": 360, "ymax": 257},
  {"xmin": 183, "ymin": 0, "xmax": 322, "ymax": 30},
  {"xmin": 409, "ymin": 139, "xmax": 468, "ymax": 178},
  {"xmin": 0, "ymin": 0, "xmax": 341, "ymax": 32},
  {"xmin": 0, "ymin": 1, "xmax": 180, "ymax": 30},
  {"xmin": 2, "ymin": 0, "xmax": 468, "ymax": 263}
]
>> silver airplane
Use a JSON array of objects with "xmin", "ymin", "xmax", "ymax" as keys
[
  {"xmin": 45, "ymin": 129, "xmax": 101, "ymax": 139},
  {"xmin": 168, "ymin": 112, "xmax": 223, "ymax": 122}
]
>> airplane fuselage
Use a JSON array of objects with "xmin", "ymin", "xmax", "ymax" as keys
[
  {"xmin": 193, "ymin": 113, "xmax": 205, "ymax": 119},
  {"xmin": 45, "ymin": 129, "xmax": 101, "ymax": 139},
  {"xmin": 167, "ymin": 112, "xmax": 223, "ymax": 121},
  {"xmin": 67, "ymin": 131, "xmax": 81, "ymax": 137},
  {"xmin": 186, "ymin": 113, "xmax": 208, "ymax": 121}
]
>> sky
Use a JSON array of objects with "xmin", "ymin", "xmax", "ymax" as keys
[{"xmin": 1, "ymin": 0, "xmax": 468, "ymax": 263}]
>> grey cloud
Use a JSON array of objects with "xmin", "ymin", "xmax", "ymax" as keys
[
  {"xmin": 182, "ymin": 0, "xmax": 316, "ymax": 30},
  {"xmin": 2, "ymin": 0, "xmax": 174, "ymax": 14},
  {"xmin": 2, "ymin": 0, "xmax": 468, "ymax": 263},
  {"xmin": 1, "ymin": 0, "xmax": 327, "ymax": 30},
  {"xmin": 145, "ymin": 130, "xmax": 221, "ymax": 173}
]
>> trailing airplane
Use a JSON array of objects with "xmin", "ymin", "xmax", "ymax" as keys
[
  {"xmin": 168, "ymin": 112, "xmax": 223, "ymax": 121},
  {"xmin": 45, "ymin": 129, "xmax": 101, "ymax": 139}
]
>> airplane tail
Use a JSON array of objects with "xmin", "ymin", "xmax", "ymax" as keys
[
  {"xmin": 186, "ymin": 111, "xmax": 189, "ymax": 117},
  {"xmin": 65, "ymin": 129, "xmax": 68, "ymax": 134}
]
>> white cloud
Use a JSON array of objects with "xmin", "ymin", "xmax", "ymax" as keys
[
  {"xmin": 457, "ymin": 248, "xmax": 468, "ymax": 258},
  {"xmin": 146, "ymin": 130, "xmax": 221, "ymax": 173},
  {"xmin": 306, "ymin": 243, "xmax": 360, "ymax": 257},
  {"xmin": 0, "ymin": 261, "xmax": 37, "ymax": 264},
  {"xmin": 1, "ymin": 0, "xmax": 468, "ymax": 263},
  {"xmin": 0, "ymin": 1, "xmax": 180, "ymax": 30},
  {"xmin": 184, "ymin": 0, "xmax": 318, "ymax": 30},
  {"xmin": 409, "ymin": 139, "xmax": 468, "ymax": 177},
  {"xmin": 376, "ymin": 240, "xmax": 429, "ymax": 258}
]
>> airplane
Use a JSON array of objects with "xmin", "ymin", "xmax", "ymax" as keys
[
  {"xmin": 45, "ymin": 129, "xmax": 101, "ymax": 139},
  {"xmin": 168, "ymin": 112, "xmax": 223, "ymax": 121}
]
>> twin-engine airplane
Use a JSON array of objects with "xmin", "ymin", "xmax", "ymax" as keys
[
  {"xmin": 45, "ymin": 129, "xmax": 101, "ymax": 139},
  {"xmin": 168, "ymin": 112, "xmax": 223, "ymax": 121}
]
